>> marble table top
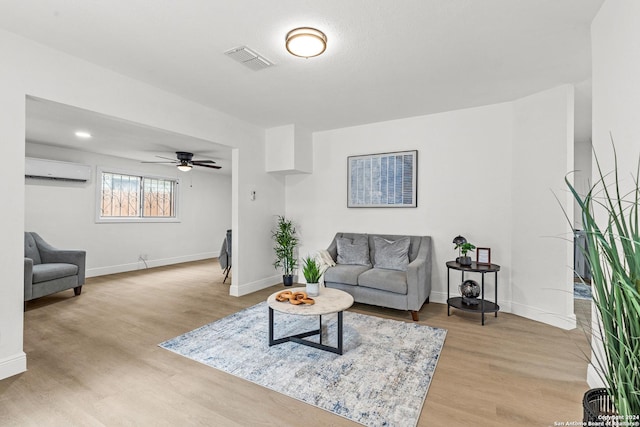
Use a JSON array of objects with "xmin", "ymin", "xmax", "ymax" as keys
[{"xmin": 267, "ymin": 287, "xmax": 354, "ymax": 316}]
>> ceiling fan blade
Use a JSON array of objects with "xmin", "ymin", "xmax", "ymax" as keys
[
  {"xmin": 192, "ymin": 160, "xmax": 217, "ymax": 164},
  {"xmin": 194, "ymin": 163, "xmax": 222, "ymax": 169},
  {"xmin": 156, "ymin": 155, "xmax": 178, "ymax": 161},
  {"xmin": 141, "ymin": 160, "xmax": 177, "ymax": 164}
]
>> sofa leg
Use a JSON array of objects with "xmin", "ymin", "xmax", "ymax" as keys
[
  {"xmin": 425, "ymin": 297, "xmax": 430, "ymax": 304},
  {"xmin": 73, "ymin": 286, "xmax": 82, "ymax": 296},
  {"xmin": 410, "ymin": 310, "xmax": 419, "ymax": 321}
]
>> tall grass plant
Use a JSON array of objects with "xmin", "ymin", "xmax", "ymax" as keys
[{"xmin": 566, "ymin": 146, "xmax": 640, "ymax": 416}]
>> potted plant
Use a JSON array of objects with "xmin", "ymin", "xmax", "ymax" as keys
[
  {"xmin": 453, "ymin": 236, "xmax": 476, "ymax": 266},
  {"xmin": 566, "ymin": 147, "xmax": 640, "ymax": 419},
  {"xmin": 272, "ymin": 216, "xmax": 299, "ymax": 286},
  {"xmin": 301, "ymin": 255, "xmax": 321, "ymax": 297}
]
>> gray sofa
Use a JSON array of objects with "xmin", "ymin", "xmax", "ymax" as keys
[
  {"xmin": 324, "ymin": 232, "xmax": 432, "ymax": 321},
  {"xmin": 24, "ymin": 232, "xmax": 86, "ymax": 302}
]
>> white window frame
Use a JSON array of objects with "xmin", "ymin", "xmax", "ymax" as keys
[{"xmin": 95, "ymin": 167, "xmax": 181, "ymax": 223}]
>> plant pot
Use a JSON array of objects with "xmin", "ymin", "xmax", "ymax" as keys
[
  {"xmin": 306, "ymin": 282, "xmax": 319, "ymax": 297},
  {"xmin": 583, "ymin": 388, "xmax": 616, "ymax": 422},
  {"xmin": 283, "ymin": 275, "xmax": 294, "ymax": 287},
  {"xmin": 458, "ymin": 256, "xmax": 472, "ymax": 266}
]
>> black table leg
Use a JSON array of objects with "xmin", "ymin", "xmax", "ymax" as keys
[
  {"xmin": 495, "ymin": 271, "xmax": 498, "ymax": 318},
  {"xmin": 481, "ymin": 273, "xmax": 485, "ymax": 326},
  {"xmin": 269, "ymin": 310, "xmax": 345, "ymax": 355},
  {"xmin": 447, "ymin": 267, "xmax": 450, "ymax": 316},
  {"xmin": 268, "ymin": 307, "xmax": 275, "ymax": 345},
  {"xmin": 337, "ymin": 311, "xmax": 343, "ymax": 354}
]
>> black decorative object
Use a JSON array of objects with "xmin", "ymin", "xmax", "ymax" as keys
[
  {"xmin": 452, "ymin": 235, "xmax": 467, "ymax": 263},
  {"xmin": 583, "ymin": 388, "xmax": 616, "ymax": 422},
  {"xmin": 459, "ymin": 279, "xmax": 481, "ymax": 305}
]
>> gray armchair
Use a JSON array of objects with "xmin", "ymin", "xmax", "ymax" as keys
[{"xmin": 24, "ymin": 232, "xmax": 86, "ymax": 302}]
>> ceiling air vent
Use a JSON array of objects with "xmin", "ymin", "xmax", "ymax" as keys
[{"xmin": 224, "ymin": 46, "xmax": 273, "ymax": 71}]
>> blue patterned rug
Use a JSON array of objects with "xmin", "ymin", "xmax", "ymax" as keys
[
  {"xmin": 159, "ymin": 302, "xmax": 447, "ymax": 427},
  {"xmin": 574, "ymin": 282, "xmax": 592, "ymax": 300}
]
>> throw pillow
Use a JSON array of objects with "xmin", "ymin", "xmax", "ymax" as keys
[
  {"xmin": 373, "ymin": 236, "xmax": 411, "ymax": 271},
  {"xmin": 336, "ymin": 236, "xmax": 371, "ymax": 266}
]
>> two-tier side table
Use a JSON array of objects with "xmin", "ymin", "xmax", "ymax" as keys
[{"xmin": 446, "ymin": 261, "xmax": 501, "ymax": 325}]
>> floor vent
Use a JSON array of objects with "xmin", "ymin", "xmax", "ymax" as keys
[{"xmin": 225, "ymin": 46, "xmax": 273, "ymax": 71}]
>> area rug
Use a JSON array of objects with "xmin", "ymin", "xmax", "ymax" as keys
[
  {"xmin": 159, "ymin": 302, "xmax": 447, "ymax": 427},
  {"xmin": 574, "ymin": 282, "xmax": 592, "ymax": 300}
]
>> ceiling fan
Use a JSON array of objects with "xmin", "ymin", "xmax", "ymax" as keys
[{"xmin": 142, "ymin": 151, "xmax": 221, "ymax": 171}]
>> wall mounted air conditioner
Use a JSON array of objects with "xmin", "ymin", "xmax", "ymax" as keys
[{"xmin": 25, "ymin": 157, "xmax": 92, "ymax": 182}]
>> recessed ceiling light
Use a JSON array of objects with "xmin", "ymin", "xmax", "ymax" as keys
[
  {"xmin": 286, "ymin": 27, "xmax": 327, "ymax": 58},
  {"xmin": 75, "ymin": 131, "xmax": 92, "ymax": 139}
]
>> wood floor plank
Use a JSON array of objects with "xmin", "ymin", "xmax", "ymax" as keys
[{"xmin": 0, "ymin": 260, "xmax": 590, "ymax": 426}]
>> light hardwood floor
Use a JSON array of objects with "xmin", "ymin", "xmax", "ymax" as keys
[{"xmin": 1, "ymin": 260, "xmax": 591, "ymax": 426}]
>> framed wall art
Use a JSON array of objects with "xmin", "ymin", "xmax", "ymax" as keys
[{"xmin": 347, "ymin": 150, "xmax": 417, "ymax": 208}]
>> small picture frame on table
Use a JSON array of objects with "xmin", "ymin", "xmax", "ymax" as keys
[{"xmin": 476, "ymin": 247, "xmax": 491, "ymax": 265}]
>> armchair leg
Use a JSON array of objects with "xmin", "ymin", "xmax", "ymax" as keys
[
  {"xmin": 410, "ymin": 310, "xmax": 419, "ymax": 321},
  {"xmin": 73, "ymin": 286, "xmax": 82, "ymax": 296}
]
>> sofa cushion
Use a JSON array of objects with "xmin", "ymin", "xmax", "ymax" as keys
[
  {"xmin": 372, "ymin": 236, "xmax": 410, "ymax": 271},
  {"xmin": 32, "ymin": 263, "xmax": 78, "ymax": 283},
  {"xmin": 324, "ymin": 264, "xmax": 371, "ymax": 286},
  {"xmin": 336, "ymin": 236, "xmax": 371, "ymax": 266},
  {"xmin": 24, "ymin": 232, "xmax": 42, "ymax": 265},
  {"xmin": 358, "ymin": 268, "xmax": 408, "ymax": 294}
]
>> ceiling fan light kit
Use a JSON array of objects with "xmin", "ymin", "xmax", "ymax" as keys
[
  {"xmin": 177, "ymin": 162, "xmax": 192, "ymax": 172},
  {"xmin": 285, "ymin": 27, "xmax": 327, "ymax": 58},
  {"xmin": 74, "ymin": 130, "xmax": 92, "ymax": 139}
]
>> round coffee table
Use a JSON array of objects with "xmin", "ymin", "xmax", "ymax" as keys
[{"xmin": 267, "ymin": 287, "xmax": 354, "ymax": 355}]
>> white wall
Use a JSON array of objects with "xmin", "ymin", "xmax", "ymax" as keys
[
  {"xmin": 0, "ymin": 29, "xmax": 284, "ymax": 380},
  {"xmin": 589, "ymin": 0, "xmax": 640, "ymax": 388},
  {"xmin": 574, "ymin": 140, "xmax": 593, "ymax": 229},
  {"xmin": 231, "ymin": 145, "xmax": 286, "ymax": 296},
  {"xmin": 510, "ymin": 86, "xmax": 575, "ymax": 329},
  {"xmin": 574, "ymin": 79, "xmax": 593, "ymax": 229},
  {"xmin": 286, "ymin": 88, "xmax": 575, "ymax": 329},
  {"xmin": 25, "ymin": 142, "xmax": 231, "ymax": 276}
]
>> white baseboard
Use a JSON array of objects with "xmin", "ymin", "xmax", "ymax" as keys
[
  {"xmin": 430, "ymin": 291, "xmax": 575, "ymax": 330},
  {"xmin": 86, "ymin": 252, "xmax": 217, "ymax": 277},
  {"xmin": 587, "ymin": 364, "xmax": 606, "ymax": 388},
  {"xmin": 510, "ymin": 301, "xmax": 576, "ymax": 330},
  {"xmin": 230, "ymin": 274, "xmax": 280, "ymax": 297},
  {"xmin": 0, "ymin": 352, "xmax": 26, "ymax": 380},
  {"xmin": 429, "ymin": 291, "xmax": 448, "ymax": 305}
]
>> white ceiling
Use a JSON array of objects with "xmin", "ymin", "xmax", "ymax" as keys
[
  {"xmin": 26, "ymin": 97, "xmax": 233, "ymax": 173},
  {"xmin": 4, "ymin": 0, "xmax": 602, "ymax": 166}
]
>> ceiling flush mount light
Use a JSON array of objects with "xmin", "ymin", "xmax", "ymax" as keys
[
  {"xmin": 177, "ymin": 161, "xmax": 192, "ymax": 172},
  {"xmin": 75, "ymin": 131, "xmax": 92, "ymax": 139},
  {"xmin": 286, "ymin": 27, "xmax": 327, "ymax": 58}
]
